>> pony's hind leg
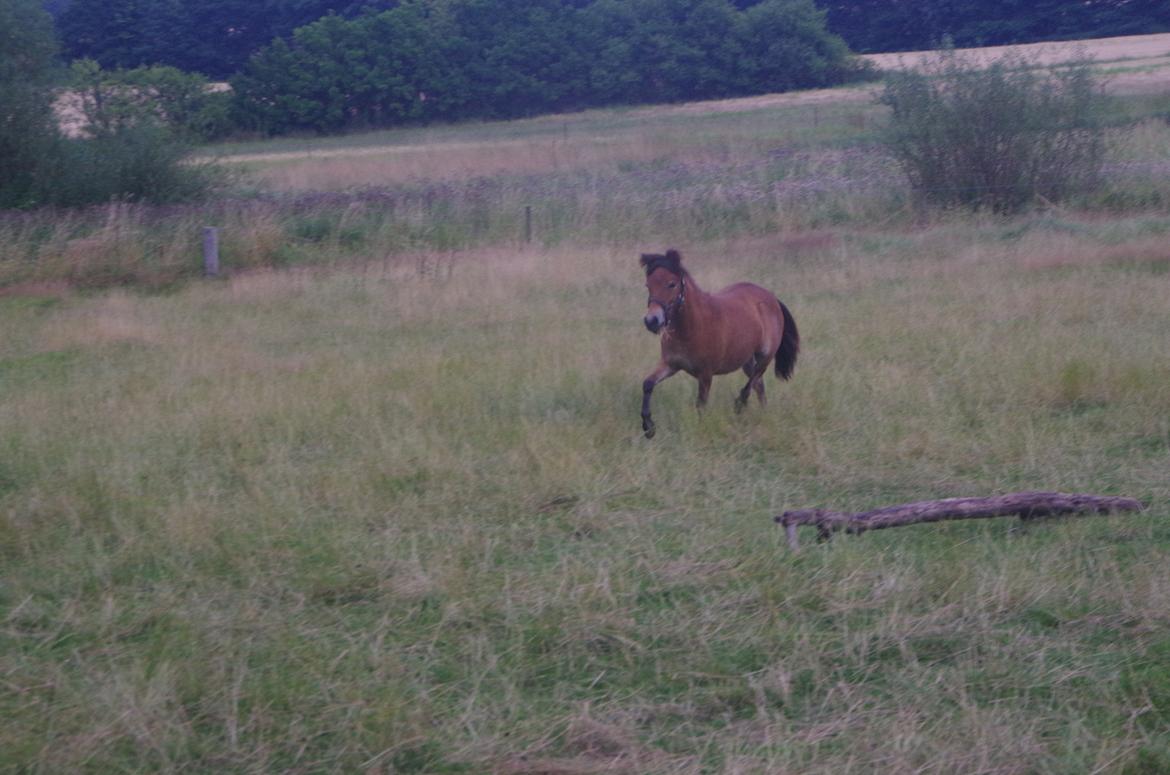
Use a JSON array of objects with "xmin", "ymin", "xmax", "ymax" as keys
[
  {"xmin": 753, "ymin": 353, "xmax": 772, "ymax": 406},
  {"xmin": 734, "ymin": 378, "xmax": 756, "ymax": 413},
  {"xmin": 696, "ymin": 373, "xmax": 713, "ymax": 409},
  {"xmin": 735, "ymin": 355, "xmax": 770, "ymax": 413}
]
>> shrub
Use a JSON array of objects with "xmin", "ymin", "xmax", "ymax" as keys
[
  {"xmin": 879, "ymin": 50, "xmax": 1109, "ymax": 213},
  {"xmin": 42, "ymin": 125, "xmax": 221, "ymax": 207},
  {"xmin": 69, "ymin": 59, "xmax": 235, "ymax": 142}
]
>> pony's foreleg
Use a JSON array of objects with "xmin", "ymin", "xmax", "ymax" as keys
[{"xmin": 641, "ymin": 362, "xmax": 677, "ymax": 439}]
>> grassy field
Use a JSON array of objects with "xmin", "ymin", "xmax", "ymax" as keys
[{"xmin": 4, "ymin": 40, "xmax": 1170, "ymax": 773}]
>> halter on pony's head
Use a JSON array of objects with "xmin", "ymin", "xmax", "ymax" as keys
[
  {"xmin": 640, "ymin": 249, "xmax": 684, "ymax": 278},
  {"xmin": 640, "ymin": 249, "xmax": 687, "ymax": 334}
]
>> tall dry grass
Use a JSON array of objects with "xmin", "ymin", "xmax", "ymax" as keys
[
  {"xmin": 3, "ymin": 218, "xmax": 1169, "ymax": 771},
  {"xmin": 4, "ymin": 70, "xmax": 1170, "ymax": 772},
  {"xmin": 7, "ymin": 96, "xmax": 1170, "ymax": 294}
]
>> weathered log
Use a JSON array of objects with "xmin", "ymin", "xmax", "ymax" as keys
[{"xmin": 775, "ymin": 491, "xmax": 1145, "ymax": 551}]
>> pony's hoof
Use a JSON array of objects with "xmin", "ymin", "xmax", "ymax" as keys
[
  {"xmin": 734, "ymin": 398, "xmax": 747, "ymax": 414},
  {"xmin": 643, "ymin": 420, "xmax": 656, "ymax": 439}
]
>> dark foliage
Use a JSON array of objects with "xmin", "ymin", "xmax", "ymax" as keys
[
  {"xmin": 815, "ymin": 0, "xmax": 1170, "ymax": 54},
  {"xmin": 49, "ymin": 0, "xmax": 1170, "ymax": 81},
  {"xmin": 70, "ymin": 60, "xmax": 236, "ymax": 142},
  {"xmin": 57, "ymin": 0, "xmax": 402, "ymax": 79},
  {"xmin": 3, "ymin": 0, "xmax": 217, "ymax": 209},
  {"xmin": 44, "ymin": 0, "xmax": 1170, "ymax": 139},
  {"xmin": 39, "ymin": 125, "xmax": 220, "ymax": 207},
  {"xmin": 2, "ymin": 0, "xmax": 61, "ymax": 208},
  {"xmin": 231, "ymin": 0, "xmax": 864, "ymax": 134}
]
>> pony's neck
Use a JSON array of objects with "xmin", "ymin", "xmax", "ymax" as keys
[{"xmin": 671, "ymin": 271, "xmax": 705, "ymax": 336}]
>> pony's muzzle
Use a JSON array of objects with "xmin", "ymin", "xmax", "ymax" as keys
[{"xmin": 644, "ymin": 307, "xmax": 665, "ymax": 333}]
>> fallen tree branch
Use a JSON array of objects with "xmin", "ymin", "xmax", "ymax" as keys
[{"xmin": 775, "ymin": 491, "xmax": 1145, "ymax": 551}]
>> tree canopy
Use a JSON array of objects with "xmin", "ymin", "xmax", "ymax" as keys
[
  {"xmin": 39, "ymin": 0, "xmax": 1170, "ymax": 138},
  {"xmin": 2, "ymin": 0, "xmax": 61, "ymax": 206},
  {"xmin": 57, "ymin": 0, "xmax": 401, "ymax": 79},
  {"xmin": 49, "ymin": 0, "xmax": 1170, "ymax": 77},
  {"xmin": 815, "ymin": 0, "xmax": 1170, "ymax": 54},
  {"xmin": 230, "ymin": 0, "xmax": 863, "ymax": 134}
]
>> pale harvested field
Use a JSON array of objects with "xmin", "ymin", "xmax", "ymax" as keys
[
  {"xmin": 862, "ymin": 31, "xmax": 1170, "ymax": 70},
  {"xmin": 865, "ymin": 31, "xmax": 1170, "ymax": 97}
]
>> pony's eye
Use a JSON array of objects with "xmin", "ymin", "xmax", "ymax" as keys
[{"xmin": 667, "ymin": 282, "xmax": 677, "ymax": 289}]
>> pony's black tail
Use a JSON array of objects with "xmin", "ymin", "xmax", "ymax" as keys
[{"xmin": 775, "ymin": 301, "xmax": 799, "ymax": 381}]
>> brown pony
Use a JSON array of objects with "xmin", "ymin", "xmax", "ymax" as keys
[{"xmin": 639, "ymin": 249, "xmax": 798, "ymax": 438}]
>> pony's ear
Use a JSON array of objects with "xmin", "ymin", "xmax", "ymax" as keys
[
  {"xmin": 641, "ymin": 250, "xmax": 684, "ymax": 276},
  {"xmin": 663, "ymin": 249, "xmax": 682, "ymax": 274}
]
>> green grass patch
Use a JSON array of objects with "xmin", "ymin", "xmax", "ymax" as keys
[
  {"xmin": 3, "ymin": 79, "xmax": 1170, "ymax": 770},
  {"xmin": 2, "ymin": 227, "xmax": 1168, "ymax": 770}
]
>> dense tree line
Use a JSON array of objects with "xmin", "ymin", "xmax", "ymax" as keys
[
  {"xmin": 229, "ymin": 0, "xmax": 859, "ymax": 134},
  {"xmin": 814, "ymin": 0, "xmax": 1170, "ymax": 53},
  {"xmin": 48, "ymin": 0, "xmax": 1170, "ymax": 79},
  {"xmin": 55, "ymin": 0, "xmax": 399, "ymax": 79},
  {"xmin": 32, "ymin": 0, "xmax": 1170, "ymax": 141}
]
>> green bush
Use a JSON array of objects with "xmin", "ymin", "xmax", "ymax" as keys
[
  {"xmin": 41, "ymin": 125, "xmax": 220, "ymax": 208},
  {"xmin": 70, "ymin": 59, "xmax": 236, "ymax": 142},
  {"xmin": 879, "ymin": 50, "xmax": 1109, "ymax": 213}
]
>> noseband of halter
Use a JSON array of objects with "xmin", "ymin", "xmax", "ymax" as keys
[
  {"xmin": 642, "ymin": 250, "xmax": 688, "ymax": 329},
  {"xmin": 645, "ymin": 270, "xmax": 686, "ymax": 328}
]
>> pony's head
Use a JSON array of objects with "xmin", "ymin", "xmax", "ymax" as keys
[{"xmin": 640, "ymin": 249, "xmax": 686, "ymax": 334}]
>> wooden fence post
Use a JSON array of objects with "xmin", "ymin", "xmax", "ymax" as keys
[{"xmin": 202, "ymin": 226, "xmax": 220, "ymax": 277}]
